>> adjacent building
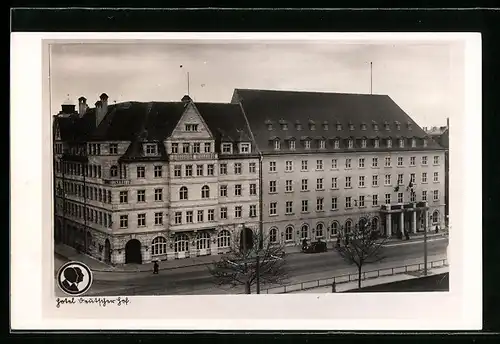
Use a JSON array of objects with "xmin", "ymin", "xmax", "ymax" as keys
[{"xmin": 53, "ymin": 89, "xmax": 447, "ymax": 265}]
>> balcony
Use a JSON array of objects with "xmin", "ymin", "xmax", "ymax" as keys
[
  {"xmin": 169, "ymin": 152, "xmax": 217, "ymax": 161},
  {"xmin": 102, "ymin": 178, "xmax": 131, "ymax": 186}
]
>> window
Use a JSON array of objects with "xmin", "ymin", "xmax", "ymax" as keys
[
  {"xmin": 197, "ymin": 164, "xmax": 204, "ymax": 176},
  {"xmin": 269, "ymin": 161, "xmax": 276, "ymax": 172},
  {"xmin": 385, "ymin": 157, "xmax": 391, "ymax": 167},
  {"xmin": 207, "ymin": 164, "xmax": 214, "ymax": 176},
  {"xmin": 154, "ymin": 165, "xmax": 162, "ymax": 178},
  {"xmin": 274, "ymin": 140, "xmax": 281, "ymax": 150},
  {"xmin": 175, "ymin": 234, "xmax": 189, "ymax": 253},
  {"xmin": 183, "ymin": 143, "xmax": 190, "ymax": 153},
  {"xmin": 316, "ymin": 159, "xmax": 323, "ymax": 170},
  {"xmin": 374, "ymin": 139, "xmax": 380, "ymax": 148},
  {"xmin": 269, "ymin": 202, "xmax": 277, "ymax": 216},
  {"xmin": 319, "ymin": 140, "xmax": 326, "ymax": 149},
  {"xmin": 301, "ymin": 200, "xmax": 309, "ymax": 212},
  {"xmin": 204, "ymin": 142, "xmax": 211, "ymax": 153},
  {"xmin": 331, "ymin": 197, "xmax": 338, "ymax": 210},
  {"xmin": 316, "ymin": 223, "xmax": 324, "ymax": 238},
  {"xmin": 433, "ymin": 172, "xmax": 439, "ymax": 182},
  {"xmin": 397, "ymin": 174, "xmax": 403, "ymax": 186},
  {"xmin": 345, "ymin": 219, "xmax": 353, "ymax": 233},
  {"xmin": 410, "ymin": 156, "xmax": 416, "ymax": 166},
  {"xmin": 422, "ymin": 156, "xmax": 428, "ymax": 165},
  {"xmin": 154, "ymin": 212, "xmax": 163, "ymax": 226},
  {"xmin": 220, "ymin": 163, "xmax": 227, "ymax": 175},
  {"xmin": 137, "ymin": 213, "xmax": 146, "ymax": 227},
  {"xmin": 240, "ymin": 143, "xmax": 251, "ymax": 153},
  {"xmin": 196, "ymin": 232, "xmax": 210, "ymax": 250},
  {"xmin": 185, "ymin": 165, "xmax": 193, "ymax": 177},
  {"xmin": 250, "ymin": 183, "xmax": 257, "ymax": 195},
  {"xmin": 179, "ymin": 186, "xmax": 188, "ymax": 200},
  {"xmin": 345, "ymin": 197, "xmax": 352, "ymax": 208},
  {"xmin": 359, "ymin": 158, "xmax": 365, "ymax": 168},
  {"xmin": 185, "ymin": 211, "xmax": 194, "ymax": 223},
  {"xmin": 410, "ymin": 173, "xmax": 416, "ymax": 183},
  {"xmin": 154, "ymin": 188, "xmax": 163, "ymax": 202},
  {"xmin": 249, "ymin": 205, "xmax": 257, "ymax": 217},
  {"xmin": 137, "ymin": 190, "xmax": 146, "ymax": 203},
  {"xmin": 285, "ymin": 201, "xmax": 293, "ymax": 214},
  {"xmin": 185, "ymin": 124, "xmax": 199, "ymax": 132},
  {"xmin": 433, "ymin": 190, "xmax": 439, "ymax": 201},
  {"xmin": 269, "ymin": 228, "xmax": 278, "ymax": 243},
  {"xmin": 422, "ymin": 172, "xmax": 428, "ymax": 183},
  {"xmin": 331, "ymin": 221, "xmax": 339, "ymax": 236},
  {"xmin": 411, "ymin": 138, "xmax": 416, "ymax": 148},
  {"xmin": 235, "ymin": 206, "xmax": 242, "ymax": 218},
  {"xmin": 175, "ymin": 212, "xmax": 182, "ymax": 224},
  {"xmin": 359, "ymin": 195, "xmax": 365, "ymax": 207},
  {"xmin": 359, "ymin": 176, "xmax": 365, "ymax": 187},
  {"xmin": 285, "ymin": 180, "xmax": 293, "ymax": 192},
  {"xmin": 433, "ymin": 156, "xmax": 440, "ymax": 165},
  {"xmin": 387, "ymin": 139, "xmax": 392, "ymax": 148},
  {"xmin": 234, "ymin": 184, "xmax": 242, "ymax": 196},
  {"xmin": 397, "ymin": 157, "xmax": 403, "ymax": 166},
  {"xmin": 285, "ymin": 161, "xmax": 293, "ymax": 172},
  {"xmin": 332, "ymin": 177, "xmax": 338, "ymax": 189},
  {"xmin": 345, "ymin": 158, "xmax": 352, "ymax": 169},
  {"xmin": 345, "ymin": 176, "xmax": 352, "ymax": 188},
  {"xmin": 208, "ymin": 209, "xmax": 215, "ymax": 221},
  {"xmin": 398, "ymin": 192, "xmax": 403, "ymax": 203},
  {"xmin": 301, "ymin": 225, "xmax": 309, "ymax": 239},
  {"xmin": 301, "ymin": 160, "xmax": 308, "ymax": 171},
  {"xmin": 109, "ymin": 143, "xmax": 118, "ymax": 155},
  {"xmin": 119, "ymin": 215, "xmax": 128, "ymax": 228},
  {"xmin": 301, "ymin": 179, "xmax": 308, "ymax": 191},
  {"xmin": 316, "ymin": 178, "xmax": 324, "ymax": 190},
  {"xmin": 220, "ymin": 185, "xmax": 228, "ymax": 197},
  {"xmin": 385, "ymin": 193, "xmax": 391, "ymax": 204},
  {"xmin": 145, "ymin": 144, "xmax": 157, "ymax": 155},
  {"xmin": 334, "ymin": 139, "xmax": 339, "ymax": 149},
  {"xmin": 410, "ymin": 190, "xmax": 416, "ymax": 202},
  {"xmin": 119, "ymin": 191, "xmax": 128, "ymax": 204},
  {"xmin": 249, "ymin": 162, "xmax": 256, "ymax": 173},
  {"xmin": 372, "ymin": 175, "xmax": 379, "ymax": 187},
  {"xmin": 151, "ymin": 236, "xmax": 167, "ymax": 255},
  {"xmin": 198, "ymin": 185, "xmax": 210, "ymax": 199},
  {"xmin": 136, "ymin": 166, "xmax": 145, "ymax": 178},
  {"xmin": 385, "ymin": 174, "xmax": 391, "ymax": 186},
  {"xmin": 423, "ymin": 139, "xmax": 428, "ymax": 147},
  {"xmin": 432, "ymin": 210, "xmax": 440, "ymax": 224},
  {"xmin": 289, "ymin": 140, "xmax": 296, "ymax": 150},
  {"xmin": 399, "ymin": 139, "xmax": 404, "ymax": 148},
  {"xmin": 171, "ymin": 143, "xmax": 179, "ymax": 153},
  {"xmin": 269, "ymin": 181, "xmax": 277, "ymax": 193},
  {"xmin": 285, "ymin": 226, "xmax": 293, "ymax": 241},
  {"xmin": 372, "ymin": 157, "xmax": 379, "ymax": 168},
  {"xmin": 422, "ymin": 190, "xmax": 427, "ymax": 201},
  {"xmin": 348, "ymin": 139, "xmax": 354, "ymax": 148},
  {"xmin": 193, "ymin": 143, "xmax": 200, "ymax": 153},
  {"xmin": 372, "ymin": 194, "xmax": 379, "ymax": 206},
  {"xmin": 331, "ymin": 159, "xmax": 338, "ymax": 169},
  {"xmin": 222, "ymin": 143, "xmax": 232, "ymax": 153},
  {"xmin": 217, "ymin": 230, "xmax": 231, "ymax": 248},
  {"xmin": 174, "ymin": 165, "xmax": 181, "ymax": 177},
  {"xmin": 234, "ymin": 163, "xmax": 242, "ymax": 174},
  {"xmin": 305, "ymin": 140, "xmax": 311, "ymax": 149},
  {"xmin": 361, "ymin": 139, "xmax": 367, "ymax": 148}
]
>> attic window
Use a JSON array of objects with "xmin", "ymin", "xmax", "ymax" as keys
[
  {"xmin": 295, "ymin": 122, "xmax": 302, "ymax": 131},
  {"xmin": 334, "ymin": 139, "xmax": 340, "ymax": 149},
  {"xmin": 411, "ymin": 138, "xmax": 416, "ymax": 147},
  {"xmin": 374, "ymin": 138, "xmax": 380, "ymax": 148},
  {"xmin": 407, "ymin": 122, "xmax": 413, "ymax": 130},
  {"xmin": 289, "ymin": 140, "xmax": 296, "ymax": 151},
  {"xmin": 373, "ymin": 122, "xmax": 379, "ymax": 131},
  {"xmin": 240, "ymin": 143, "xmax": 251, "ymax": 154},
  {"xmin": 336, "ymin": 123, "xmax": 342, "ymax": 131},
  {"xmin": 304, "ymin": 140, "xmax": 311, "ymax": 150},
  {"xmin": 185, "ymin": 124, "xmax": 199, "ymax": 132},
  {"xmin": 308, "ymin": 120, "xmax": 316, "ymax": 131},
  {"xmin": 279, "ymin": 119, "xmax": 288, "ymax": 130},
  {"xmin": 361, "ymin": 123, "xmax": 367, "ymax": 131},
  {"xmin": 399, "ymin": 138, "xmax": 405, "ymax": 148},
  {"xmin": 348, "ymin": 139, "xmax": 354, "ymax": 149},
  {"xmin": 387, "ymin": 139, "xmax": 392, "ymax": 148},
  {"xmin": 361, "ymin": 138, "xmax": 367, "ymax": 148},
  {"xmin": 384, "ymin": 122, "xmax": 390, "ymax": 131},
  {"xmin": 349, "ymin": 123, "xmax": 355, "ymax": 131},
  {"xmin": 265, "ymin": 120, "xmax": 273, "ymax": 131},
  {"xmin": 145, "ymin": 143, "xmax": 157, "ymax": 155},
  {"xmin": 423, "ymin": 138, "xmax": 428, "ymax": 147},
  {"xmin": 395, "ymin": 122, "xmax": 401, "ymax": 131},
  {"xmin": 274, "ymin": 139, "xmax": 281, "ymax": 150},
  {"xmin": 222, "ymin": 143, "xmax": 233, "ymax": 154},
  {"xmin": 319, "ymin": 140, "xmax": 326, "ymax": 149},
  {"xmin": 322, "ymin": 121, "xmax": 329, "ymax": 131}
]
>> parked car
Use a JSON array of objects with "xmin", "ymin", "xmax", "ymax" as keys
[{"xmin": 302, "ymin": 240, "xmax": 328, "ymax": 253}]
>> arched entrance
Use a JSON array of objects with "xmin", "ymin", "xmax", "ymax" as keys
[
  {"xmin": 240, "ymin": 227, "xmax": 254, "ymax": 251},
  {"xmin": 125, "ymin": 239, "xmax": 142, "ymax": 264},
  {"xmin": 104, "ymin": 239, "xmax": 111, "ymax": 263}
]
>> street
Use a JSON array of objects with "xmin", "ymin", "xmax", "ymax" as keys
[{"xmin": 54, "ymin": 237, "xmax": 447, "ymax": 296}]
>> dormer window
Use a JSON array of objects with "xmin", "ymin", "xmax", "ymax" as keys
[
  {"xmin": 361, "ymin": 138, "xmax": 367, "ymax": 148},
  {"xmin": 384, "ymin": 122, "xmax": 390, "ymax": 131},
  {"xmin": 240, "ymin": 143, "xmax": 251, "ymax": 154},
  {"xmin": 145, "ymin": 143, "xmax": 157, "ymax": 155},
  {"xmin": 289, "ymin": 140, "xmax": 296, "ymax": 150},
  {"xmin": 407, "ymin": 122, "xmax": 413, "ymax": 130},
  {"xmin": 348, "ymin": 123, "xmax": 355, "ymax": 131},
  {"xmin": 222, "ymin": 143, "xmax": 232, "ymax": 154},
  {"xmin": 399, "ymin": 138, "xmax": 404, "ymax": 148},
  {"xmin": 185, "ymin": 124, "xmax": 199, "ymax": 132},
  {"xmin": 319, "ymin": 140, "xmax": 326, "ymax": 149},
  {"xmin": 304, "ymin": 140, "xmax": 311, "ymax": 150},
  {"xmin": 279, "ymin": 119, "xmax": 288, "ymax": 131},
  {"xmin": 308, "ymin": 120, "xmax": 316, "ymax": 131},
  {"xmin": 295, "ymin": 122, "xmax": 302, "ymax": 131},
  {"xmin": 374, "ymin": 139, "xmax": 380, "ymax": 148},
  {"xmin": 373, "ymin": 121, "xmax": 379, "ymax": 131},
  {"xmin": 274, "ymin": 139, "xmax": 281, "ymax": 150},
  {"xmin": 395, "ymin": 121, "xmax": 401, "ymax": 131},
  {"xmin": 336, "ymin": 123, "xmax": 342, "ymax": 131},
  {"xmin": 334, "ymin": 139, "xmax": 340, "ymax": 149},
  {"xmin": 361, "ymin": 123, "xmax": 367, "ymax": 131},
  {"xmin": 322, "ymin": 121, "xmax": 329, "ymax": 131},
  {"xmin": 265, "ymin": 120, "xmax": 273, "ymax": 131},
  {"xmin": 411, "ymin": 138, "xmax": 416, "ymax": 147},
  {"xmin": 423, "ymin": 138, "xmax": 428, "ymax": 147},
  {"xmin": 387, "ymin": 139, "xmax": 392, "ymax": 148},
  {"xmin": 348, "ymin": 139, "xmax": 354, "ymax": 149}
]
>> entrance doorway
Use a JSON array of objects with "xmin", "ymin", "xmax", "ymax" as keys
[
  {"xmin": 125, "ymin": 239, "xmax": 142, "ymax": 264},
  {"xmin": 104, "ymin": 239, "xmax": 111, "ymax": 263},
  {"xmin": 240, "ymin": 227, "xmax": 254, "ymax": 252}
]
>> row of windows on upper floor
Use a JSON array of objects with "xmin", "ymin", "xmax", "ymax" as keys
[
  {"xmin": 58, "ymin": 199, "xmax": 112, "ymax": 228},
  {"xmin": 269, "ymin": 172, "xmax": 440, "ymax": 193},
  {"xmin": 267, "ymin": 120, "xmax": 413, "ymax": 132},
  {"xmin": 267, "ymin": 190, "xmax": 440, "ymax": 216},
  {"xmin": 270, "ymin": 137, "xmax": 429, "ymax": 151}
]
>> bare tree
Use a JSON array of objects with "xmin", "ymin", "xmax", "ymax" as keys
[
  {"xmin": 208, "ymin": 227, "xmax": 288, "ymax": 294},
  {"xmin": 335, "ymin": 216, "xmax": 388, "ymax": 289}
]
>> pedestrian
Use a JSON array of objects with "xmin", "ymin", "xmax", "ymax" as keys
[
  {"xmin": 435, "ymin": 225, "xmax": 439, "ymax": 234},
  {"xmin": 331, "ymin": 280, "xmax": 336, "ymax": 293},
  {"xmin": 153, "ymin": 261, "xmax": 159, "ymax": 274},
  {"xmin": 336, "ymin": 236, "xmax": 340, "ymax": 247}
]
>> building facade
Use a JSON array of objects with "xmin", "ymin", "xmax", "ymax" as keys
[{"xmin": 54, "ymin": 89, "xmax": 447, "ymax": 265}]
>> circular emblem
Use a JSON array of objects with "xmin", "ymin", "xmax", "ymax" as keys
[{"xmin": 57, "ymin": 261, "xmax": 93, "ymax": 296}]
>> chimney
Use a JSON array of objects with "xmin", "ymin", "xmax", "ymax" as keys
[
  {"xmin": 100, "ymin": 93, "xmax": 109, "ymax": 114},
  {"xmin": 60, "ymin": 97, "xmax": 76, "ymax": 116},
  {"xmin": 78, "ymin": 96, "xmax": 87, "ymax": 116},
  {"xmin": 95, "ymin": 100, "xmax": 104, "ymax": 127},
  {"xmin": 446, "ymin": 117, "xmax": 449, "ymax": 128}
]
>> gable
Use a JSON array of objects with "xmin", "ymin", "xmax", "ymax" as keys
[{"xmin": 169, "ymin": 103, "xmax": 214, "ymax": 140}]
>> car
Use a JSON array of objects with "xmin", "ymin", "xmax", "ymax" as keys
[{"xmin": 302, "ymin": 240, "xmax": 328, "ymax": 254}]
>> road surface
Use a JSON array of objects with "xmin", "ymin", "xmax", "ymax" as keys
[{"xmin": 63, "ymin": 237, "xmax": 448, "ymax": 296}]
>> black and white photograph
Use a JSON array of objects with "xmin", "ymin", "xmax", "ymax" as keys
[{"xmin": 10, "ymin": 32, "xmax": 481, "ymax": 330}]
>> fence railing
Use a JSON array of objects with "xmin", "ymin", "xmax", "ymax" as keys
[{"xmin": 262, "ymin": 258, "xmax": 448, "ymax": 294}]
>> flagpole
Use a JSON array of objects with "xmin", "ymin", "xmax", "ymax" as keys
[
  {"xmin": 187, "ymin": 72, "xmax": 190, "ymax": 96},
  {"xmin": 370, "ymin": 62, "xmax": 373, "ymax": 95}
]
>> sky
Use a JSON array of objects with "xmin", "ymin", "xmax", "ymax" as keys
[{"xmin": 49, "ymin": 40, "xmax": 464, "ymax": 128}]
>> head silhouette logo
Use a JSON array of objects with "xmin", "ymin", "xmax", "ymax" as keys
[{"xmin": 57, "ymin": 261, "xmax": 93, "ymax": 296}]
